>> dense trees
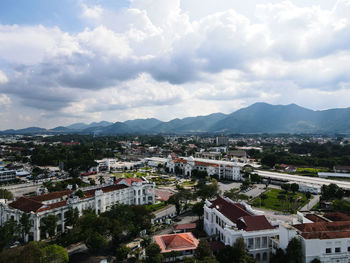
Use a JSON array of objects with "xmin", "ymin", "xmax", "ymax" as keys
[
  {"xmin": 0, "ymin": 189, "xmax": 13, "ymax": 199},
  {"xmin": 40, "ymin": 215, "xmax": 58, "ymax": 238},
  {"xmin": 270, "ymin": 237, "xmax": 302, "ymax": 263},
  {"xmin": 321, "ymin": 183, "xmax": 344, "ymax": 201},
  {"xmin": 216, "ymin": 238, "xmax": 256, "ymax": 263},
  {"xmin": 0, "ymin": 241, "xmax": 68, "ymax": 263}
]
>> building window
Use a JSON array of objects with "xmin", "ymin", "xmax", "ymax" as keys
[
  {"xmin": 248, "ymin": 238, "xmax": 254, "ymax": 249},
  {"xmin": 255, "ymin": 237, "xmax": 261, "ymax": 249},
  {"xmin": 348, "ymin": 246, "xmax": 350, "ymax": 252},
  {"xmin": 335, "ymin": 247, "xmax": 341, "ymax": 253},
  {"xmin": 326, "ymin": 248, "xmax": 331, "ymax": 254},
  {"xmin": 262, "ymin": 237, "xmax": 268, "ymax": 248},
  {"xmin": 256, "ymin": 253, "xmax": 261, "ymax": 261}
]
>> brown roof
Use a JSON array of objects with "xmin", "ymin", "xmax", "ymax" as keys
[
  {"xmin": 173, "ymin": 158, "xmax": 187, "ymax": 164},
  {"xmin": 37, "ymin": 200, "xmax": 67, "ymax": 212},
  {"xmin": 154, "ymin": 232, "xmax": 199, "ymax": 253},
  {"xmin": 174, "ymin": 223, "xmax": 197, "ymax": 231},
  {"xmin": 294, "ymin": 221, "xmax": 350, "ymax": 239},
  {"xmin": 9, "ymin": 197, "xmax": 43, "ymax": 213},
  {"xmin": 28, "ymin": 190, "xmax": 73, "ymax": 202},
  {"xmin": 323, "ymin": 212, "xmax": 350, "ymax": 222},
  {"xmin": 209, "ymin": 197, "xmax": 252, "ymax": 223},
  {"xmin": 83, "ymin": 184, "xmax": 128, "ymax": 198},
  {"xmin": 194, "ymin": 161, "xmax": 218, "ymax": 167},
  {"xmin": 237, "ymin": 215, "xmax": 274, "ymax": 231},
  {"xmin": 305, "ymin": 214, "xmax": 328, "ymax": 222}
]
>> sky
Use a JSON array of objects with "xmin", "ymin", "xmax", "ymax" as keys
[{"xmin": 0, "ymin": 0, "xmax": 350, "ymax": 129}]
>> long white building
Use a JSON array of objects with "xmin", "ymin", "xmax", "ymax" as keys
[
  {"xmin": 279, "ymin": 212, "xmax": 350, "ymax": 263},
  {"xmin": 0, "ymin": 178, "xmax": 155, "ymax": 241},
  {"xmin": 167, "ymin": 156, "xmax": 243, "ymax": 181},
  {"xmin": 204, "ymin": 197, "xmax": 279, "ymax": 262}
]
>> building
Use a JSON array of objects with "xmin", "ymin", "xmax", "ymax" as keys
[
  {"xmin": 153, "ymin": 232, "xmax": 199, "ymax": 261},
  {"xmin": 0, "ymin": 178, "xmax": 155, "ymax": 241},
  {"xmin": 216, "ymin": 136, "xmax": 228, "ymax": 146},
  {"xmin": 173, "ymin": 223, "xmax": 197, "ymax": 233},
  {"xmin": 203, "ymin": 197, "xmax": 279, "ymax": 262},
  {"xmin": 278, "ymin": 212, "xmax": 350, "ymax": 263},
  {"xmin": 0, "ymin": 169, "xmax": 16, "ymax": 182},
  {"xmin": 167, "ymin": 156, "xmax": 243, "ymax": 181}
]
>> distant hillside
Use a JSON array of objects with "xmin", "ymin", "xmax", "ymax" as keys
[{"xmin": 2, "ymin": 103, "xmax": 350, "ymax": 135}]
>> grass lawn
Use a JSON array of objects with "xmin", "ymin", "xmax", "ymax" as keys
[
  {"xmin": 250, "ymin": 188, "xmax": 310, "ymax": 213},
  {"xmin": 181, "ymin": 181, "xmax": 196, "ymax": 187},
  {"xmin": 145, "ymin": 202, "xmax": 167, "ymax": 212}
]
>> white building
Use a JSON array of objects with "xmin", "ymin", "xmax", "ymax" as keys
[
  {"xmin": 279, "ymin": 219, "xmax": 350, "ymax": 263},
  {"xmin": 0, "ymin": 169, "xmax": 16, "ymax": 182},
  {"xmin": 204, "ymin": 197, "xmax": 279, "ymax": 262},
  {"xmin": 0, "ymin": 178, "xmax": 155, "ymax": 241},
  {"xmin": 167, "ymin": 156, "xmax": 243, "ymax": 181}
]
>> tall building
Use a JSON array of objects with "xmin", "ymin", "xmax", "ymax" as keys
[{"xmin": 216, "ymin": 136, "xmax": 228, "ymax": 146}]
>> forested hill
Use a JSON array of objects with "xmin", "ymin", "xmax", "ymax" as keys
[{"xmin": 2, "ymin": 103, "xmax": 350, "ymax": 135}]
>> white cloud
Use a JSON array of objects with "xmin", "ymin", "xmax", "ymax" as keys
[{"xmin": 0, "ymin": 0, "xmax": 350, "ymax": 129}]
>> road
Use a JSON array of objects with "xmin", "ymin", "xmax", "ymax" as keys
[{"xmin": 256, "ymin": 170, "xmax": 350, "ymax": 190}]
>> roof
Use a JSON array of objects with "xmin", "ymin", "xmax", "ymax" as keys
[
  {"xmin": 194, "ymin": 161, "xmax": 218, "ymax": 167},
  {"xmin": 174, "ymin": 223, "xmax": 197, "ymax": 231},
  {"xmin": 9, "ymin": 197, "xmax": 43, "ymax": 213},
  {"xmin": 294, "ymin": 221, "xmax": 350, "ymax": 239},
  {"xmin": 115, "ymin": 178, "xmax": 144, "ymax": 186},
  {"xmin": 154, "ymin": 232, "xmax": 199, "ymax": 253},
  {"xmin": 173, "ymin": 158, "xmax": 187, "ymax": 164},
  {"xmin": 323, "ymin": 212, "xmax": 350, "ymax": 222},
  {"xmin": 83, "ymin": 184, "xmax": 128, "ymax": 198},
  {"xmin": 28, "ymin": 190, "xmax": 73, "ymax": 202},
  {"xmin": 209, "ymin": 197, "xmax": 252, "ymax": 223},
  {"xmin": 305, "ymin": 214, "xmax": 328, "ymax": 223},
  {"xmin": 237, "ymin": 215, "xmax": 274, "ymax": 231}
]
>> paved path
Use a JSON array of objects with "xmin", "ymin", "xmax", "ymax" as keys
[{"xmin": 300, "ymin": 195, "xmax": 320, "ymax": 212}]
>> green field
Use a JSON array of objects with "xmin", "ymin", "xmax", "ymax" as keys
[{"xmin": 251, "ymin": 188, "xmax": 310, "ymax": 213}]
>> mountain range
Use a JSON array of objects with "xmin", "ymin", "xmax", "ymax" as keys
[{"xmin": 2, "ymin": 103, "xmax": 350, "ymax": 135}]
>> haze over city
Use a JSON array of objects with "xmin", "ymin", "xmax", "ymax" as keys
[{"xmin": 0, "ymin": 0, "xmax": 350, "ymax": 130}]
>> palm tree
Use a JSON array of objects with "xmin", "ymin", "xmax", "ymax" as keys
[
  {"xmin": 20, "ymin": 213, "xmax": 31, "ymax": 242},
  {"xmin": 98, "ymin": 176, "xmax": 105, "ymax": 185}
]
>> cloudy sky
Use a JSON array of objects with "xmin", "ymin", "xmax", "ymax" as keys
[{"xmin": 0, "ymin": 0, "xmax": 350, "ymax": 129}]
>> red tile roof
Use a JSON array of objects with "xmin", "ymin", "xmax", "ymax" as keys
[
  {"xmin": 28, "ymin": 190, "xmax": 73, "ymax": 202},
  {"xmin": 9, "ymin": 197, "xmax": 43, "ymax": 213},
  {"xmin": 305, "ymin": 214, "xmax": 328, "ymax": 222},
  {"xmin": 294, "ymin": 221, "xmax": 350, "ymax": 239},
  {"xmin": 115, "ymin": 178, "xmax": 144, "ymax": 186},
  {"xmin": 83, "ymin": 184, "xmax": 129, "ymax": 198},
  {"xmin": 209, "ymin": 197, "xmax": 252, "ymax": 223},
  {"xmin": 174, "ymin": 223, "xmax": 197, "ymax": 231},
  {"xmin": 154, "ymin": 232, "xmax": 199, "ymax": 253},
  {"xmin": 323, "ymin": 212, "xmax": 350, "ymax": 222},
  {"xmin": 237, "ymin": 215, "xmax": 274, "ymax": 231},
  {"xmin": 195, "ymin": 161, "xmax": 218, "ymax": 167},
  {"xmin": 36, "ymin": 200, "xmax": 67, "ymax": 212},
  {"xmin": 173, "ymin": 158, "xmax": 187, "ymax": 164}
]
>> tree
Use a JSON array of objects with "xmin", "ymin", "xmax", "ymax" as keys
[
  {"xmin": 260, "ymin": 194, "xmax": 268, "ymax": 206},
  {"xmin": 290, "ymin": 183, "xmax": 299, "ymax": 193},
  {"xmin": 85, "ymin": 232, "xmax": 108, "ymax": 253},
  {"xmin": 116, "ymin": 245, "xmax": 131, "ymax": 261},
  {"xmin": 141, "ymin": 236, "xmax": 152, "ymax": 248},
  {"xmin": 305, "ymin": 192, "xmax": 311, "ymax": 200},
  {"xmin": 0, "ymin": 189, "xmax": 13, "ymax": 200},
  {"xmin": 201, "ymin": 257, "xmax": 220, "ymax": 263},
  {"xmin": 281, "ymin": 184, "xmax": 291, "ymax": 193},
  {"xmin": 0, "ymin": 219, "xmax": 20, "ymax": 251},
  {"xmin": 98, "ymin": 175, "xmax": 105, "ymax": 185},
  {"xmin": 89, "ymin": 178, "xmax": 96, "ymax": 185},
  {"xmin": 42, "ymin": 244, "xmax": 69, "ymax": 263},
  {"xmin": 192, "ymin": 201, "xmax": 204, "ymax": 220},
  {"xmin": 216, "ymin": 245, "xmax": 236, "ymax": 263},
  {"xmin": 270, "ymin": 248, "xmax": 286, "ymax": 263},
  {"xmin": 64, "ymin": 207, "xmax": 79, "ymax": 227},
  {"xmin": 75, "ymin": 189, "xmax": 84, "ymax": 198},
  {"xmin": 286, "ymin": 237, "xmax": 302, "ymax": 263},
  {"xmin": 40, "ymin": 215, "xmax": 58, "ymax": 238},
  {"xmin": 195, "ymin": 240, "xmax": 211, "ymax": 260},
  {"xmin": 196, "ymin": 180, "xmax": 219, "ymax": 201},
  {"xmin": 20, "ymin": 213, "xmax": 31, "ymax": 241},
  {"xmin": 145, "ymin": 243, "xmax": 163, "ymax": 263}
]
